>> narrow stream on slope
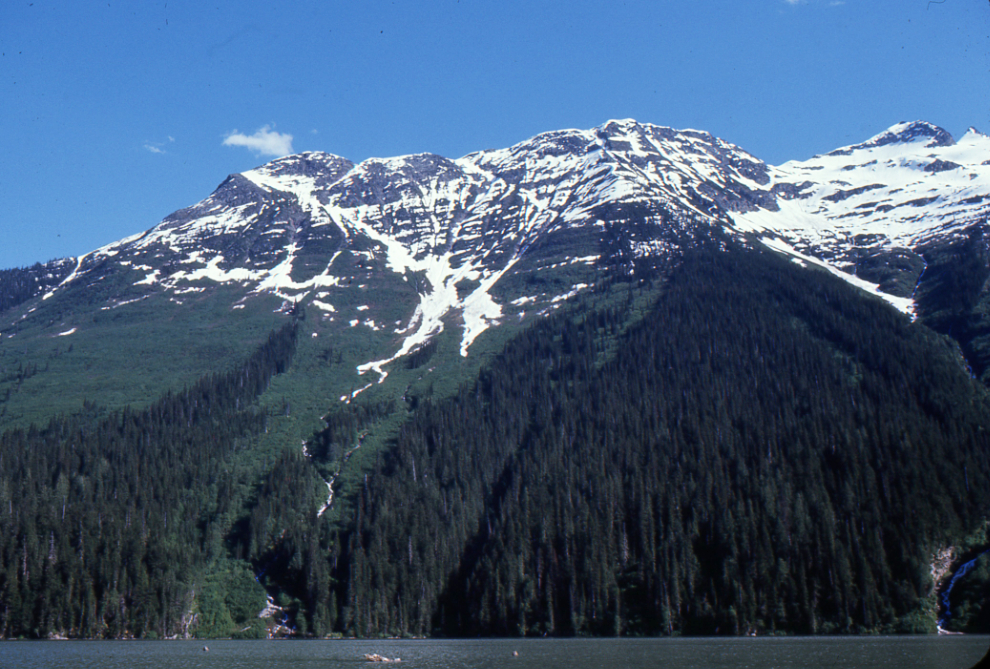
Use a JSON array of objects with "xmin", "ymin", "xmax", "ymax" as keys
[{"xmin": 939, "ymin": 549, "xmax": 990, "ymax": 629}]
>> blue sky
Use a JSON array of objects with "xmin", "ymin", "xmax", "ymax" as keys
[{"xmin": 1, "ymin": 0, "xmax": 988, "ymax": 270}]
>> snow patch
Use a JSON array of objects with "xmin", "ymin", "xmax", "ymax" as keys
[
  {"xmin": 312, "ymin": 300, "xmax": 335, "ymax": 312},
  {"xmin": 759, "ymin": 237, "xmax": 915, "ymax": 317},
  {"xmin": 135, "ymin": 269, "xmax": 160, "ymax": 286},
  {"xmin": 550, "ymin": 283, "xmax": 591, "ymax": 304}
]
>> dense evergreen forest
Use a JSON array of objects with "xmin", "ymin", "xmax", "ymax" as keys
[
  {"xmin": 310, "ymin": 245, "xmax": 990, "ymax": 637},
  {"xmin": 0, "ymin": 319, "xmax": 299, "ymax": 638},
  {"xmin": 3, "ymin": 240, "xmax": 990, "ymax": 638}
]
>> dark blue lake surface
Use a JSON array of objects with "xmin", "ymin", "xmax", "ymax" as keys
[{"xmin": 1, "ymin": 636, "xmax": 988, "ymax": 669}]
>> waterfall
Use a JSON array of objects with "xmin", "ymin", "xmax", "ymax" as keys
[{"xmin": 939, "ymin": 549, "xmax": 990, "ymax": 629}]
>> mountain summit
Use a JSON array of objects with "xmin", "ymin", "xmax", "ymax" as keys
[
  {"xmin": 0, "ymin": 118, "xmax": 987, "ymax": 425},
  {"xmin": 847, "ymin": 120, "xmax": 957, "ymax": 151},
  {"xmin": 16, "ymin": 119, "xmax": 987, "ymax": 379}
]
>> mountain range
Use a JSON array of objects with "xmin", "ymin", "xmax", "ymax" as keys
[{"xmin": 1, "ymin": 119, "xmax": 989, "ymax": 639}]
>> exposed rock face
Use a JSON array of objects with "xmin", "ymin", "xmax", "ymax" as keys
[{"xmin": 10, "ymin": 118, "xmax": 990, "ymax": 378}]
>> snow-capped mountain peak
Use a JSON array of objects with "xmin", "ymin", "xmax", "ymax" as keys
[
  {"xmin": 28, "ymin": 119, "xmax": 990, "ymax": 378},
  {"xmin": 730, "ymin": 121, "xmax": 989, "ymax": 315},
  {"xmin": 851, "ymin": 120, "xmax": 956, "ymax": 152}
]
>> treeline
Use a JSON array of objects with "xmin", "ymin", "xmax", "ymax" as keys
[
  {"xmin": 321, "ymin": 243, "xmax": 990, "ymax": 636},
  {"xmin": 0, "ymin": 320, "xmax": 298, "ymax": 638},
  {"xmin": 0, "ymin": 260, "xmax": 74, "ymax": 316}
]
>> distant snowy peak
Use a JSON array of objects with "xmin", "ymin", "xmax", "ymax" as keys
[
  {"xmin": 827, "ymin": 120, "xmax": 956, "ymax": 156},
  {"xmin": 728, "ymin": 120, "xmax": 990, "ymax": 316},
  {"xmin": 733, "ymin": 120, "xmax": 989, "ymax": 248}
]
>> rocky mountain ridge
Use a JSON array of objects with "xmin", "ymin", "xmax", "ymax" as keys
[
  {"xmin": 1, "ymin": 117, "xmax": 988, "ymax": 422},
  {"xmin": 25, "ymin": 119, "xmax": 990, "ymax": 357}
]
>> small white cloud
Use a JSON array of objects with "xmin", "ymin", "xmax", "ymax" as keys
[
  {"xmin": 144, "ymin": 136, "xmax": 176, "ymax": 154},
  {"xmin": 223, "ymin": 124, "xmax": 294, "ymax": 157}
]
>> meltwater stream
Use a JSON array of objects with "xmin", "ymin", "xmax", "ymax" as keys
[{"xmin": 940, "ymin": 549, "xmax": 990, "ymax": 628}]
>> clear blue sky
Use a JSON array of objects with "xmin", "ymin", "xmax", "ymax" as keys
[{"xmin": 2, "ymin": 0, "xmax": 988, "ymax": 270}]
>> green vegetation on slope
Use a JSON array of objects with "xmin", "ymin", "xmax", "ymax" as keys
[
  {"xmin": 915, "ymin": 222, "xmax": 990, "ymax": 384},
  {"xmin": 0, "ymin": 270, "xmax": 289, "ymax": 432},
  {"xmin": 4, "ymin": 236, "xmax": 990, "ymax": 639},
  {"xmin": 0, "ymin": 320, "xmax": 298, "ymax": 638},
  {"xmin": 321, "ymin": 241, "xmax": 990, "ymax": 637}
]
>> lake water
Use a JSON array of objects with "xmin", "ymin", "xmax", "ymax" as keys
[{"xmin": 1, "ymin": 636, "xmax": 988, "ymax": 669}]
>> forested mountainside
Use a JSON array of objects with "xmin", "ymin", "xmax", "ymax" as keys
[
  {"xmin": 5, "ymin": 238, "xmax": 989, "ymax": 638},
  {"xmin": 1, "ymin": 119, "xmax": 990, "ymax": 638},
  {"xmin": 315, "ymin": 242, "xmax": 990, "ymax": 637},
  {"xmin": 0, "ymin": 322, "xmax": 299, "ymax": 638}
]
